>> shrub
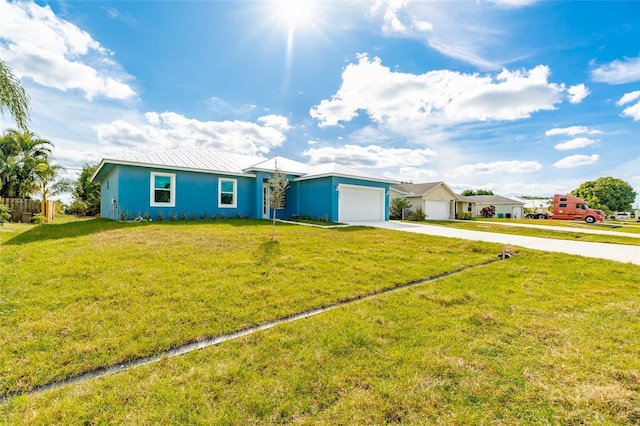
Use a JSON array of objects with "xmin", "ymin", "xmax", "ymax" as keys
[
  {"xmin": 0, "ymin": 204, "xmax": 9, "ymax": 224},
  {"xmin": 65, "ymin": 199, "xmax": 88, "ymax": 216},
  {"xmin": 456, "ymin": 211, "xmax": 473, "ymax": 220},
  {"xmin": 389, "ymin": 198, "xmax": 412, "ymax": 220},
  {"xmin": 31, "ymin": 213, "xmax": 45, "ymax": 224},
  {"xmin": 407, "ymin": 208, "xmax": 426, "ymax": 221}
]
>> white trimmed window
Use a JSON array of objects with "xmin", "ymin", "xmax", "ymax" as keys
[
  {"xmin": 218, "ymin": 178, "xmax": 237, "ymax": 208},
  {"xmin": 150, "ymin": 172, "xmax": 175, "ymax": 207}
]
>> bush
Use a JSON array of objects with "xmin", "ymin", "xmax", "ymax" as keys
[
  {"xmin": 407, "ymin": 208, "xmax": 426, "ymax": 221},
  {"xmin": 456, "ymin": 211, "xmax": 473, "ymax": 220},
  {"xmin": 0, "ymin": 204, "xmax": 9, "ymax": 224},
  {"xmin": 31, "ymin": 213, "xmax": 45, "ymax": 224},
  {"xmin": 65, "ymin": 199, "xmax": 88, "ymax": 216},
  {"xmin": 389, "ymin": 198, "xmax": 412, "ymax": 220}
]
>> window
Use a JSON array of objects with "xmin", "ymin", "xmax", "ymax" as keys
[
  {"xmin": 559, "ymin": 203, "xmax": 567, "ymax": 208},
  {"xmin": 219, "ymin": 178, "xmax": 237, "ymax": 208},
  {"xmin": 150, "ymin": 172, "xmax": 175, "ymax": 207}
]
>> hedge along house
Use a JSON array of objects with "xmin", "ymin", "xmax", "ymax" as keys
[{"xmin": 91, "ymin": 148, "xmax": 396, "ymax": 222}]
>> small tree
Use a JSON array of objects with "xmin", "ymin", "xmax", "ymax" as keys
[
  {"xmin": 73, "ymin": 163, "xmax": 101, "ymax": 216},
  {"xmin": 267, "ymin": 162, "xmax": 289, "ymax": 240},
  {"xmin": 389, "ymin": 197, "xmax": 411, "ymax": 219}
]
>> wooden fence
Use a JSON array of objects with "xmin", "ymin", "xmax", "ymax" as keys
[{"xmin": 0, "ymin": 197, "xmax": 55, "ymax": 222}]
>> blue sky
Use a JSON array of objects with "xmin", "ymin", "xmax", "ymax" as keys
[{"xmin": 1, "ymin": 0, "xmax": 639, "ymax": 204}]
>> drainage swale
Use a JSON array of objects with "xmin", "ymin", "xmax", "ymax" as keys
[{"xmin": 0, "ymin": 256, "xmax": 508, "ymax": 403}]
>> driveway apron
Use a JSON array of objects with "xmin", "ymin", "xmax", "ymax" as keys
[{"xmin": 347, "ymin": 221, "xmax": 640, "ymax": 265}]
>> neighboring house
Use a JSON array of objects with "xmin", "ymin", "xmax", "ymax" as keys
[
  {"xmin": 458, "ymin": 194, "xmax": 525, "ymax": 218},
  {"xmin": 91, "ymin": 148, "xmax": 396, "ymax": 222},
  {"xmin": 390, "ymin": 182, "xmax": 458, "ymax": 220}
]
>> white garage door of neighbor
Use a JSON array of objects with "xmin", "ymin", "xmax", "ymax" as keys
[
  {"xmin": 339, "ymin": 184, "xmax": 385, "ymax": 221},
  {"xmin": 423, "ymin": 200, "xmax": 449, "ymax": 220}
]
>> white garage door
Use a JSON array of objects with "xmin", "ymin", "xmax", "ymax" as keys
[
  {"xmin": 423, "ymin": 200, "xmax": 449, "ymax": 220},
  {"xmin": 338, "ymin": 184, "xmax": 385, "ymax": 221}
]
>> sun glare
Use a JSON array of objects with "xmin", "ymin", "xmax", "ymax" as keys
[{"xmin": 274, "ymin": 0, "xmax": 315, "ymax": 29}]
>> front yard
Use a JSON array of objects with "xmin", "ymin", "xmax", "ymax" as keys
[{"xmin": 1, "ymin": 218, "xmax": 638, "ymax": 424}]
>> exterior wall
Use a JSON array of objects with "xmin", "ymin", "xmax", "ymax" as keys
[
  {"xmin": 405, "ymin": 196, "xmax": 423, "ymax": 211},
  {"xmin": 474, "ymin": 203, "xmax": 523, "ymax": 218},
  {"xmin": 113, "ymin": 165, "xmax": 256, "ymax": 220},
  {"xmin": 424, "ymin": 185, "xmax": 454, "ymax": 201},
  {"xmin": 99, "ymin": 166, "xmax": 120, "ymax": 220},
  {"xmin": 296, "ymin": 177, "xmax": 334, "ymax": 221}
]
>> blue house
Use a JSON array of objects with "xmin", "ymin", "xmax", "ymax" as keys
[{"xmin": 91, "ymin": 148, "xmax": 396, "ymax": 222}]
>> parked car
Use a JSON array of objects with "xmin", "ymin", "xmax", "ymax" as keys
[{"xmin": 615, "ymin": 212, "xmax": 631, "ymax": 220}]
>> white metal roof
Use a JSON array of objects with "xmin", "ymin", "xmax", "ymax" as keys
[
  {"xmin": 295, "ymin": 162, "xmax": 397, "ymax": 183},
  {"xmin": 115, "ymin": 148, "xmax": 267, "ymax": 174},
  {"xmin": 92, "ymin": 148, "xmax": 396, "ymax": 184}
]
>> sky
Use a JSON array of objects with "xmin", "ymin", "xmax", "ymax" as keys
[{"xmin": 1, "ymin": 0, "xmax": 639, "ymax": 205}]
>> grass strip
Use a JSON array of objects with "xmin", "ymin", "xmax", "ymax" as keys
[
  {"xmin": 0, "ymin": 218, "xmax": 500, "ymax": 394},
  {"xmin": 2, "ymin": 251, "xmax": 638, "ymax": 424},
  {"xmin": 0, "ymin": 256, "xmax": 501, "ymax": 403}
]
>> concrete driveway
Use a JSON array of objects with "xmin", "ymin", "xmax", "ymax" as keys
[{"xmin": 347, "ymin": 221, "xmax": 640, "ymax": 265}]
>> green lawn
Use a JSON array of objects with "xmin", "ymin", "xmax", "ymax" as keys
[{"xmin": 1, "ymin": 218, "xmax": 638, "ymax": 424}]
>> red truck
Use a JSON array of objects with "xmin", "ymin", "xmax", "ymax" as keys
[{"xmin": 549, "ymin": 194, "xmax": 605, "ymax": 223}]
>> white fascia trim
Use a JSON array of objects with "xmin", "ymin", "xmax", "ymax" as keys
[
  {"xmin": 295, "ymin": 173, "xmax": 397, "ymax": 184},
  {"xmin": 96, "ymin": 159, "xmax": 257, "ymax": 178}
]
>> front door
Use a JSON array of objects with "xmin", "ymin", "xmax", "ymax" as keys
[{"xmin": 262, "ymin": 182, "xmax": 270, "ymax": 219}]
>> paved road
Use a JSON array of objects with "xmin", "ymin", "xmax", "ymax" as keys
[{"xmin": 347, "ymin": 221, "xmax": 640, "ymax": 265}]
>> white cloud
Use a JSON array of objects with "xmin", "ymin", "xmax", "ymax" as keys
[
  {"xmin": 93, "ymin": 112, "xmax": 287, "ymax": 155},
  {"xmin": 553, "ymin": 154, "xmax": 599, "ymax": 169},
  {"xmin": 591, "ymin": 56, "xmax": 640, "ymax": 85},
  {"xmin": 0, "ymin": 0, "xmax": 136, "ymax": 100},
  {"xmin": 384, "ymin": 166, "xmax": 438, "ymax": 183},
  {"xmin": 451, "ymin": 160, "xmax": 542, "ymax": 176},
  {"xmin": 620, "ymin": 102, "xmax": 640, "ymax": 121},
  {"xmin": 617, "ymin": 90, "xmax": 640, "ymax": 106},
  {"xmin": 567, "ymin": 83, "xmax": 589, "ymax": 104},
  {"xmin": 368, "ymin": 1, "xmax": 536, "ymax": 69},
  {"xmin": 617, "ymin": 90, "xmax": 640, "ymax": 121},
  {"xmin": 372, "ymin": 0, "xmax": 412, "ymax": 35},
  {"xmin": 554, "ymin": 137, "xmax": 598, "ymax": 150},
  {"xmin": 310, "ymin": 55, "xmax": 568, "ymax": 130},
  {"xmin": 257, "ymin": 114, "xmax": 292, "ymax": 131},
  {"xmin": 489, "ymin": 0, "xmax": 538, "ymax": 6},
  {"xmin": 545, "ymin": 126, "xmax": 602, "ymax": 137},
  {"xmin": 302, "ymin": 144, "xmax": 437, "ymax": 167}
]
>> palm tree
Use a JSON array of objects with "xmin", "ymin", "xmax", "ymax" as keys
[
  {"xmin": 0, "ymin": 129, "xmax": 53, "ymax": 198},
  {"xmin": 0, "ymin": 59, "xmax": 30, "ymax": 131},
  {"xmin": 34, "ymin": 160, "xmax": 67, "ymax": 222}
]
